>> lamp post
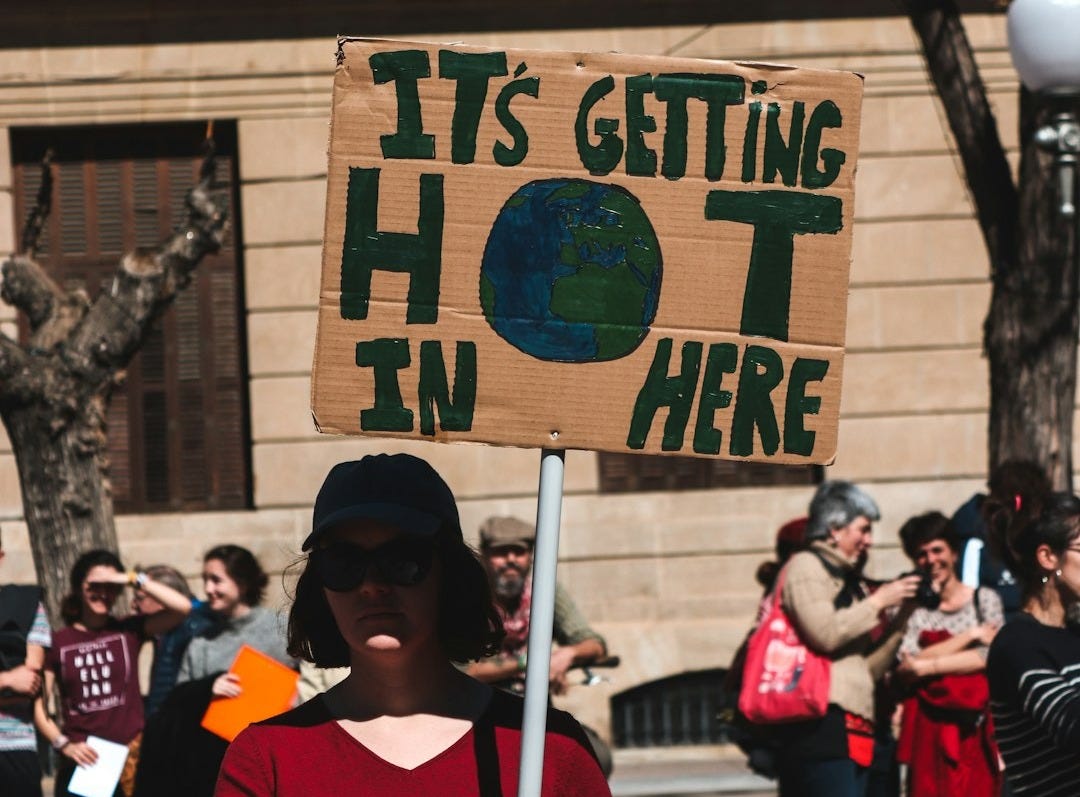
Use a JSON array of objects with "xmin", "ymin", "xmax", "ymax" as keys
[{"xmin": 1008, "ymin": 0, "xmax": 1080, "ymax": 217}]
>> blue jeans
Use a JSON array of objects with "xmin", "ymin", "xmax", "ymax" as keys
[{"xmin": 778, "ymin": 757, "xmax": 868, "ymax": 797}]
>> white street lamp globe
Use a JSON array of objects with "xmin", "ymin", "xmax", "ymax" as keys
[{"xmin": 1008, "ymin": 0, "xmax": 1080, "ymax": 92}]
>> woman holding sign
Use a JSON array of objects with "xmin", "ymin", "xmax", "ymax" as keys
[
  {"xmin": 135, "ymin": 545, "xmax": 295, "ymax": 797},
  {"xmin": 215, "ymin": 454, "xmax": 610, "ymax": 796},
  {"xmin": 176, "ymin": 545, "xmax": 294, "ymax": 689},
  {"xmin": 36, "ymin": 549, "xmax": 191, "ymax": 797}
]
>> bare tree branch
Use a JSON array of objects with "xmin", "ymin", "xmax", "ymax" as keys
[
  {"xmin": 0, "ymin": 150, "xmax": 89, "ymax": 351},
  {"xmin": 1, "ymin": 256, "xmax": 64, "ymax": 328},
  {"xmin": 62, "ymin": 140, "xmax": 227, "ymax": 382},
  {"xmin": 157, "ymin": 138, "xmax": 228, "ymax": 287},
  {"xmin": 0, "ymin": 256, "xmax": 89, "ymax": 350},
  {"xmin": 0, "ymin": 328, "xmax": 26, "ymax": 375},
  {"xmin": 20, "ymin": 149, "xmax": 54, "ymax": 257},
  {"xmin": 902, "ymin": 0, "xmax": 1018, "ymax": 272}
]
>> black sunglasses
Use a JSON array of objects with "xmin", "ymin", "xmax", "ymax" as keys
[{"xmin": 311, "ymin": 538, "xmax": 435, "ymax": 591}]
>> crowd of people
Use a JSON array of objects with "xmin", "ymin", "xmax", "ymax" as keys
[
  {"xmin": 736, "ymin": 459, "xmax": 1080, "ymax": 797},
  {"xmin": 0, "ymin": 454, "xmax": 611, "ymax": 797},
  {"xmin": 0, "ymin": 537, "xmax": 302, "ymax": 797},
  {"xmin": 4, "ymin": 451, "xmax": 1080, "ymax": 796}
]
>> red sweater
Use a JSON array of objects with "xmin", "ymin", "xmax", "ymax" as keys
[{"xmin": 215, "ymin": 689, "xmax": 611, "ymax": 796}]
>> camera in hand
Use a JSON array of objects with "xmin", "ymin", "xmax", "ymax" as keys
[{"xmin": 899, "ymin": 568, "xmax": 941, "ymax": 610}]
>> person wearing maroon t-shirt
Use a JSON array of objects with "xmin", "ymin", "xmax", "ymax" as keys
[
  {"xmin": 36, "ymin": 550, "xmax": 191, "ymax": 797},
  {"xmin": 215, "ymin": 454, "xmax": 611, "ymax": 797}
]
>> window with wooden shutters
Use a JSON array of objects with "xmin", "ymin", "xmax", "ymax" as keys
[
  {"xmin": 10, "ymin": 122, "xmax": 252, "ymax": 514},
  {"xmin": 597, "ymin": 453, "xmax": 820, "ymax": 493}
]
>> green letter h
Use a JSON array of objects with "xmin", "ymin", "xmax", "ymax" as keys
[{"xmin": 340, "ymin": 167, "xmax": 444, "ymax": 324}]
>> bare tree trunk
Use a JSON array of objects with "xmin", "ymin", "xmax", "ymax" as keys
[
  {"xmin": 0, "ymin": 145, "xmax": 226, "ymax": 620},
  {"xmin": 905, "ymin": 0, "xmax": 1078, "ymax": 490},
  {"xmin": 987, "ymin": 91, "xmax": 1080, "ymax": 489},
  {"xmin": 2, "ymin": 393, "xmax": 116, "ymax": 616}
]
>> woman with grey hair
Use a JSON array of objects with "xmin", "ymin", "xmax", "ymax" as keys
[
  {"xmin": 774, "ymin": 481, "xmax": 921, "ymax": 797},
  {"xmin": 805, "ymin": 480, "xmax": 882, "ymax": 543}
]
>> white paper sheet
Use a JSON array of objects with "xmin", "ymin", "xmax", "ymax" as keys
[{"xmin": 67, "ymin": 735, "xmax": 129, "ymax": 797}]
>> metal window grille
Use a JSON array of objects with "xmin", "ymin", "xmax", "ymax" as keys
[{"xmin": 612, "ymin": 668, "xmax": 734, "ymax": 748}]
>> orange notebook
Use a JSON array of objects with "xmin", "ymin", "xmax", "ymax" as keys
[{"xmin": 200, "ymin": 644, "xmax": 299, "ymax": 742}]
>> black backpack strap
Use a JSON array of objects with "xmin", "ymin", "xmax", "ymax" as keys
[
  {"xmin": 472, "ymin": 697, "xmax": 503, "ymax": 797},
  {"xmin": 973, "ymin": 586, "xmax": 983, "ymax": 624}
]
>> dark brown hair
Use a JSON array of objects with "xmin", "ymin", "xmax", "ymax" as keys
[
  {"xmin": 898, "ymin": 511, "xmax": 960, "ymax": 562},
  {"xmin": 287, "ymin": 525, "xmax": 504, "ymax": 667},
  {"xmin": 994, "ymin": 492, "xmax": 1080, "ymax": 599},
  {"xmin": 204, "ymin": 544, "xmax": 268, "ymax": 607},
  {"xmin": 60, "ymin": 549, "xmax": 125, "ymax": 625},
  {"xmin": 982, "ymin": 459, "xmax": 1051, "ymax": 567}
]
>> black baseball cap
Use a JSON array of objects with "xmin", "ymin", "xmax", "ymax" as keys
[{"xmin": 302, "ymin": 454, "xmax": 461, "ymax": 551}]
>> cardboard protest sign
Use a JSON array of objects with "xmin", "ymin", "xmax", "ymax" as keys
[{"xmin": 312, "ymin": 38, "xmax": 863, "ymax": 464}]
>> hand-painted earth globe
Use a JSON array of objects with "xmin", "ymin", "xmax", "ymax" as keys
[{"xmin": 479, "ymin": 178, "xmax": 663, "ymax": 363}]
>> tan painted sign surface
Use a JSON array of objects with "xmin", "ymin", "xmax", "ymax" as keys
[{"xmin": 312, "ymin": 38, "xmax": 863, "ymax": 463}]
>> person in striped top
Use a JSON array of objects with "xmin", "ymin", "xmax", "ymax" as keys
[{"xmin": 987, "ymin": 491, "xmax": 1080, "ymax": 796}]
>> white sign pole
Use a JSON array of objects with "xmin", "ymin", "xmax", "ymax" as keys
[{"xmin": 517, "ymin": 448, "xmax": 565, "ymax": 797}]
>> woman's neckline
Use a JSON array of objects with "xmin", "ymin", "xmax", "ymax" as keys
[
  {"xmin": 322, "ymin": 666, "xmax": 493, "ymax": 721},
  {"xmin": 318, "ymin": 675, "xmax": 495, "ymax": 771},
  {"xmin": 326, "ymin": 709, "xmax": 479, "ymax": 773},
  {"xmin": 73, "ymin": 617, "xmax": 112, "ymax": 632},
  {"xmin": 935, "ymin": 582, "xmax": 974, "ymax": 614},
  {"xmin": 1022, "ymin": 610, "xmax": 1067, "ymax": 629}
]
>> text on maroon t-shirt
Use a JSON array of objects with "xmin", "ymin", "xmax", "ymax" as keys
[{"xmin": 46, "ymin": 623, "xmax": 145, "ymax": 745}]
